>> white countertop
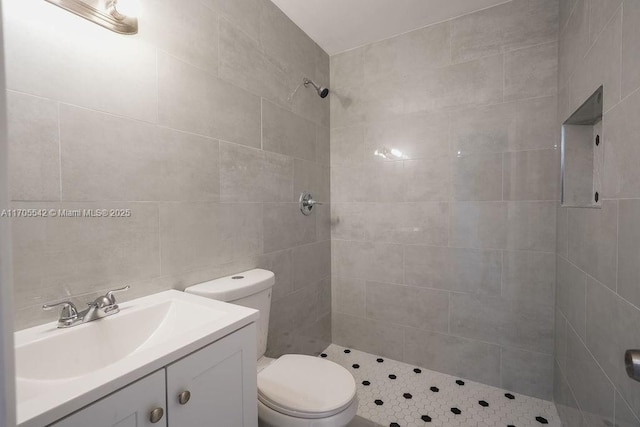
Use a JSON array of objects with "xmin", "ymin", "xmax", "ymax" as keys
[{"xmin": 14, "ymin": 290, "xmax": 259, "ymax": 427}]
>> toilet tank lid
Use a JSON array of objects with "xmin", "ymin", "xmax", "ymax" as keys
[{"xmin": 184, "ymin": 269, "xmax": 275, "ymax": 302}]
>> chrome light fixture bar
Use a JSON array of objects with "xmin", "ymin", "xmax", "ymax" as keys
[{"xmin": 44, "ymin": 0, "xmax": 138, "ymax": 35}]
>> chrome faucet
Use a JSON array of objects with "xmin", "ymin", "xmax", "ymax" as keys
[{"xmin": 42, "ymin": 285, "xmax": 130, "ymax": 328}]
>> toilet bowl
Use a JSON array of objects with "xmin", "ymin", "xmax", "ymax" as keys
[{"xmin": 185, "ymin": 269, "xmax": 358, "ymax": 427}]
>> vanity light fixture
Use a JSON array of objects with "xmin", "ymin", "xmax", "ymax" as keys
[
  {"xmin": 374, "ymin": 147, "xmax": 407, "ymax": 160},
  {"xmin": 45, "ymin": 0, "xmax": 139, "ymax": 34}
]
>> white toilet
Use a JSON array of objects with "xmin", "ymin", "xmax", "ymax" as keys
[{"xmin": 185, "ymin": 269, "xmax": 358, "ymax": 427}]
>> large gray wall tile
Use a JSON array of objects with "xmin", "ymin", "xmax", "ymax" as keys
[
  {"xmin": 506, "ymin": 201, "xmax": 557, "ymax": 252},
  {"xmin": 365, "ymin": 281, "xmax": 449, "ymax": 332},
  {"xmin": 451, "ymin": 97, "xmax": 559, "ymax": 154},
  {"xmin": 503, "ymin": 251, "xmax": 556, "ymax": 303},
  {"xmin": 364, "ymin": 112, "xmax": 450, "ymax": 162},
  {"xmin": 220, "ymin": 142, "xmax": 292, "ymax": 203},
  {"xmin": 450, "ymin": 293, "xmax": 554, "ymax": 354},
  {"xmin": 504, "ymin": 42, "xmax": 558, "ymax": 102},
  {"xmin": 262, "ymin": 99, "xmax": 317, "ymax": 162},
  {"xmin": 203, "ymin": 0, "xmax": 262, "ymax": 42},
  {"xmin": 403, "ymin": 156, "xmax": 452, "ymax": 202},
  {"xmin": 363, "ymin": 202, "xmax": 449, "ymax": 246},
  {"xmin": 362, "ymin": 161, "xmax": 406, "ymax": 203},
  {"xmin": 565, "ymin": 326, "xmax": 615, "ymax": 426},
  {"xmin": 404, "ymin": 246, "xmax": 501, "ymax": 295},
  {"xmin": 586, "ymin": 276, "xmax": 640, "ymax": 416},
  {"xmin": 218, "ymin": 18, "xmax": 294, "ymax": 108},
  {"xmin": 556, "ymin": 256, "xmax": 587, "ymax": 339},
  {"xmin": 404, "ymin": 55, "xmax": 504, "ymax": 114},
  {"xmin": 404, "ymin": 328, "xmax": 501, "ymax": 387},
  {"xmin": 567, "ymin": 200, "xmax": 618, "ymax": 289},
  {"xmin": 258, "ymin": 249, "xmax": 293, "ymax": 302},
  {"xmin": 332, "ymin": 277, "xmax": 366, "ymax": 317},
  {"xmin": 603, "ymin": 87, "xmax": 640, "ymax": 199},
  {"xmin": 61, "ymin": 105, "xmax": 220, "ymax": 202},
  {"xmin": 618, "ymin": 200, "xmax": 640, "ymax": 308},
  {"xmin": 555, "ymin": 309, "xmax": 568, "ymax": 371},
  {"xmin": 501, "ymin": 347, "xmax": 553, "ymax": 400},
  {"xmin": 559, "ymin": 0, "xmax": 589, "ymax": 89},
  {"xmin": 331, "ymin": 48, "xmax": 364, "ymax": 90},
  {"xmin": 331, "ymin": 125, "xmax": 364, "ymax": 166},
  {"xmin": 622, "ymin": 0, "xmax": 640, "ymax": 97},
  {"xmin": 293, "ymin": 159, "xmax": 329, "ymax": 203},
  {"xmin": 330, "ymin": 164, "xmax": 367, "ymax": 203},
  {"xmin": 450, "ymin": 202, "xmax": 507, "ymax": 249},
  {"xmin": 268, "ymin": 282, "xmax": 320, "ymax": 356},
  {"xmin": 452, "ymin": 153, "xmax": 503, "ymax": 201},
  {"xmin": 158, "ymin": 52, "xmax": 261, "ymax": 148},
  {"xmin": 588, "ymin": 0, "xmax": 621, "ymax": 45},
  {"xmin": 332, "ymin": 240, "xmax": 403, "ymax": 284},
  {"xmin": 616, "ymin": 392, "xmax": 640, "ymax": 427},
  {"xmin": 332, "ymin": 313, "xmax": 405, "ymax": 361},
  {"xmin": 331, "ymin": 204, "xmax": 366, "ymax": 241},
  {"xmin": 260, "ymin": 0, "xmax": 318, "ymax": 80},
  {"xmin": 503, "ymin": 150, "xmax": 558, "ymax": 201},
  {"xmin": 7, "ymin": 91, "xmax": 60, "ymax": 201},
  {"xmin": 293, "ymin": 241, "xmax": 331, "ymax": 289},
  {"xmin": 142, "ymin": 0, "xmax": 219, "ymax": 75},
  {"xmin": 363, "ymin": 21, "xmax": 451, "ymax": 82},
  {"xmin": 263, "ymin": 203, "xmax": 316, "ymax": 252},
  {"xmin": 569, "ymin": 6, "xmax": 621, "ymax": 113},
  {"xmin": 160, "ymin": 203, "xmax": 262, "ymax": 275},
  {"xmin": 451, "ymin": 0, "xmax": 559, "ymax": 63},
  {"xmin": 553, "ymin": 365, "xmax": 584, "ymax": 427}
]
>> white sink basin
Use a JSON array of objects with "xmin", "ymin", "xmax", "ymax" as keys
[{"xmin": 14, "ymin": 290, "xmax": 259, "ymax": 427}]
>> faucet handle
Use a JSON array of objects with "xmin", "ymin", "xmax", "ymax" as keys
[
  {"xmin": 105, "ymin": 285, "xmax": 130, "ymax": 305},
  {"xmin": 42, "ymin": 301, "xmax": 79, "ymax": 322}
]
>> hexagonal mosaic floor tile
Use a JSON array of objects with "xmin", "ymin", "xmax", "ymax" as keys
[{"xmin": 320, "ymin": 345, "xmax": 561, "ymax": 427}]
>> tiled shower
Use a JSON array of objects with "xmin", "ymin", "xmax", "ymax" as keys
[
  {"xmin": 330, "ymin": 0, "xmax": 558, "ymax": 401},
  {"xmin": 3, "ymin": 0, "xmax": 640, "ymax": 425}
]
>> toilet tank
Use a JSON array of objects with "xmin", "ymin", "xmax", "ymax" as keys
[{"xmin": 184, "ymin": 269, "xmax": 274, "ymax": 359}]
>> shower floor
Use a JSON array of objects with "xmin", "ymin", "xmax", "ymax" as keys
[{"xmin": 320, "ymin": 344, "xmax": 561, "ymax": 427}]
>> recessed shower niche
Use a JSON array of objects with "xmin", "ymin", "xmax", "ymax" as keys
[{"xmin": 561, "ymin": 86, "xmax": 604, "ymax": 208}]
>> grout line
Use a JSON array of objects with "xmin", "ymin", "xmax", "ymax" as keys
[
  {"xmin": 57, "ymin": 102, "xmax": 63, "ymax": 202},
  {"xmin": 447, "ymin": 291, "xmax": 451, "ymax": 335},
  {"xmin": 330, "ymin": 0, "xmax": 514, "ymax": 56},
  {"xmin": 620, "ymin": 1, "xmax": 624, "ymax": 102},
  {"xmin": 615, "ymin": 199, "xmax": 620, "ymax": 294}
]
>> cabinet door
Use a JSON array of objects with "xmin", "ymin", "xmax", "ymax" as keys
[
  {"xmin": 166, "ymin": 324, "xmax": 257, "ymax": 427},
  {"xmin": 51, "ymin": 370, "xmax": 166, "ymax": 427}
]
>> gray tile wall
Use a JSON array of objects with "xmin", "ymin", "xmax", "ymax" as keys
[
  {"xmin": 555, "ymin": 0, "xmax": 640, "ymax": 425},
  {"xmin": 330, "ymin": 0, "xmax": 560, "ymax": 400},
  {"xmin": 4, "ymin": 0, "xmax": 331, "ymax": 358}
]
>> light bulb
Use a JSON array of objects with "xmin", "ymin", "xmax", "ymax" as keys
[
  {"xmin": 113, "ymin": 0, "xmax": 140, "ymax": 18},
  {"xmin": 390, "ymin": 148, "xmax": 403, "ymax": 158}
]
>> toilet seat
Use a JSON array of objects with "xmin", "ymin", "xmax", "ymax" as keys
[{"xmin": 257, "ymin": 354, "xmax": 357, "ymax": 419}]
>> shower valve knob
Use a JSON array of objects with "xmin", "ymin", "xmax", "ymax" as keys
[
  {"xmin": 625, "ymin": 350, "xmax": 640, "ymax": 382},
  {"xmin": 299, "ymin": 192, "xmax": 322, "ymax": 216}
]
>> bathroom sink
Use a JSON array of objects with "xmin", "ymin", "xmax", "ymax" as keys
[{"xmin": 14, "ymin": 290, "xmax": 259, "ymax": 427}]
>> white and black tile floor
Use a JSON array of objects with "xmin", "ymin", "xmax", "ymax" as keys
[{"xmin": 320, "ymin": 344, "xmax": 561, "ymax": 427}]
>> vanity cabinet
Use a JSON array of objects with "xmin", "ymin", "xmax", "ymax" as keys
[
  {"xmin": 166, "ymin": 325, "xmax": 258, "ymax": 426},
  {"xmin": 50, "ymin": 324, "xmax": 257, "ymax": 427},
  {"xmin": 51, "ymin": 370, "xmax": 167, "ymax": 427}
]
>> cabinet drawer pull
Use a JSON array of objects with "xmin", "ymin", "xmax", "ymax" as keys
[
  {"xmin": 149, "ymin": 407, "xmax": 164, "ymax": 423},
  {"xmin": 178, "ymin": 390, "xmax": 191, "ymax": 405}
]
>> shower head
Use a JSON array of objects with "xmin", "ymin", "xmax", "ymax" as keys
[{"xmin": 304, "ymin": 78, "xmax": 329, "ymax": 98}]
